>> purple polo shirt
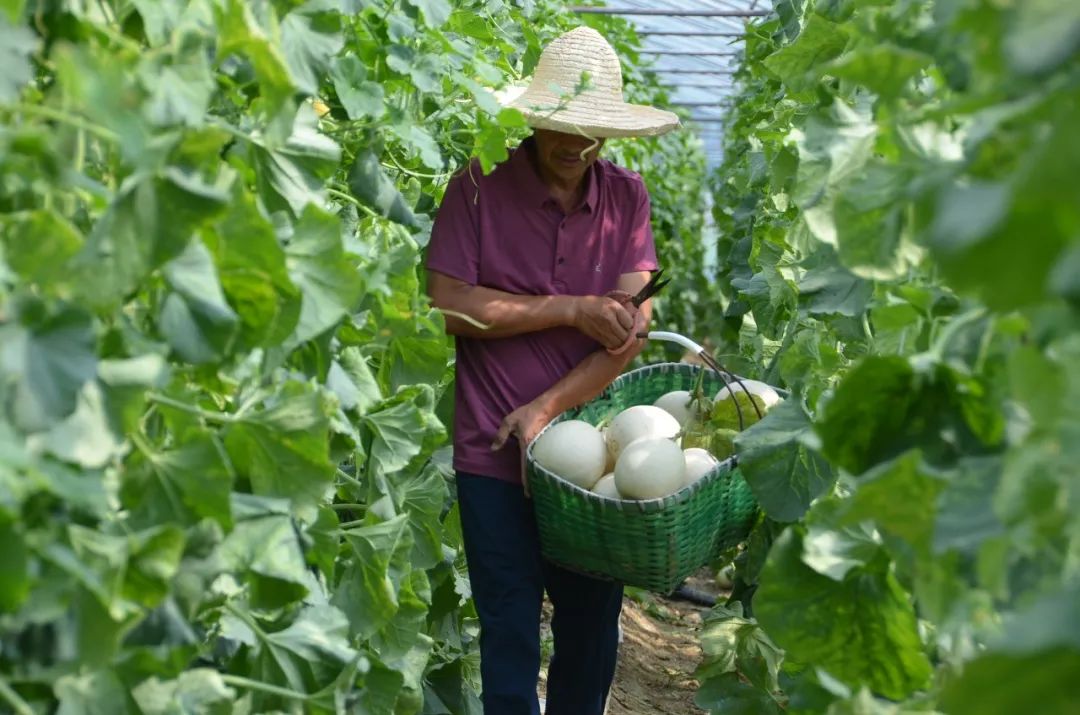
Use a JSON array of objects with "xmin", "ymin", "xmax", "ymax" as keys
[{"xmin": 426, "ymin": 138, "xmax": 658, "ymax": 483}]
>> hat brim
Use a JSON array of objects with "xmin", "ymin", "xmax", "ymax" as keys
[{"xmin": 507, "ymin": 91, "xmax": 681, "ymax": 138}]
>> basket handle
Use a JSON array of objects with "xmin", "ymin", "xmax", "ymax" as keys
[{"xmin": 636, "ymin": 331, "xmax": 764, "ymax": 430}]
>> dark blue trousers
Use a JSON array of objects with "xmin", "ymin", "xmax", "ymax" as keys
[{"xmin": 456, "ymin": 473, "xmax": 623, "ymax": 715}]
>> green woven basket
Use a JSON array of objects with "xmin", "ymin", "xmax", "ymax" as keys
[{"xmin": 526, "ymin": 362, "xmax": 760, "ymax": 594}]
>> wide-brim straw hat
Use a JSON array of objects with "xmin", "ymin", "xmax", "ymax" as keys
[{"xmin": 504, "ymin": 26, "xmax": 681, "ymax": 139}]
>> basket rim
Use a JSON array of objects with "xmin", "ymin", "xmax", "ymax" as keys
[{"xmin": 526, "ymin": 362, "xmax": 743, "ymax": 508}]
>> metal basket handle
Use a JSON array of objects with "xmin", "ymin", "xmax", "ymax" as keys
[{"xmin": 637, "ymin": 331, "xmax": 764, "ymax": 431}]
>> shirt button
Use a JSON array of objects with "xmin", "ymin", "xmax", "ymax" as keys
[{"xmin": 557, "ymin": 257, "xmax": 565, "ymax": 264}]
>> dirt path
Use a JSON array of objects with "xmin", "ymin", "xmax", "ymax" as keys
[{"xmin": 539, "ymin": 571, "xmax": 725, "ymax": 715}]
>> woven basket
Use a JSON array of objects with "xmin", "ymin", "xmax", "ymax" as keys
[{"xmin": 526, "ymin": 362, "xmax": 760, "ymax": 594}]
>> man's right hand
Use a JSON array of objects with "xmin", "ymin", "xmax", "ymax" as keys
[{"xmin": 572, "ymin": 295, "xmax": 635, "ymax": 350}]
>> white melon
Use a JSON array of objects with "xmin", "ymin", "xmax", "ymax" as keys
[
  {"xmin": 532, "ymin": 420, "xmax": 606, "ymax": 490},
  {"xmin": 605, "ymin": 405, "xmax": 681, "ymax": 463},
  {"xmin": 591, "ymin": 473, "xmax": 621, "ymax": 500},
  {"xmin": 614, "ymin": 438, "xmax": 686, "ymax": 500},
  {"xmin": 682, "ymin": 447, "xmax": 719, "ymax": 487}
]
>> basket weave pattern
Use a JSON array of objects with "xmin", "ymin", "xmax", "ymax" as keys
[{"xmin": 526, "ymin": 363, "xmax": 759, "ymax": 593}]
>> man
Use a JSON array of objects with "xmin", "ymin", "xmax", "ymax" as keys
[{"xmin": 426, "ymin": 26, "xmax": 680, "ymax": 715}]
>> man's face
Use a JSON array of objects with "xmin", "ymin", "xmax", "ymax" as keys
[{"xmin": 532, "ymin": 129, "xmax": 606, "ymax": 185}]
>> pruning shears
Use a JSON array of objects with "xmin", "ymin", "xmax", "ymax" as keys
[{"xmin": 629, "ymin": 268, "xmax": 671, "ymax": 308}]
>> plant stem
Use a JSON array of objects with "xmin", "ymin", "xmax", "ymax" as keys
[
  {"xmin": 336, "ymin": 468, "xmax": 364, "ymax": 489},
  {"xmin": 8, "ymin": 103, "xmax": 119, "ymax": 142},
  {"xmin": 331, "ymin": 503, "xmax": 367, "ymax": 511},
  {"xmin": 146, "ymin": 393, "xmax": 236, "ymax": 424},
  {"xmin": 326, "ymin": 187, "xmax": 380, "ymax": 219},
  {"xmin": 0, "ymin": 678, "xmax": 34, "ymax": 715},
  {"xmin": 219, "ymin": 674, "xmax": 311, "ymax": 702}
]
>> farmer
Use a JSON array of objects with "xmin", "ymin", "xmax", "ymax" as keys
[{"xmin": 426, "ymin": 26, "xmax": 680, "ymax": 715}]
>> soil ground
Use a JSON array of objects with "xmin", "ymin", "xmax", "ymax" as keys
[{"xmin": 537, "ymin": 570, "xmax": 726, "ymax": 715}]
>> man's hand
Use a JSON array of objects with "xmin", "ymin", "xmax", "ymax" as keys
[
  {"xmin": 604, "ymin": 290, "xmax": 647, "ymax": 355},
  {"xmin": 572, "ymin": 295, "xmax": 635, "ymax": 349},
  {"xmin": 491, "ymin": 399, "xmax": 555, "ymax": 496}
]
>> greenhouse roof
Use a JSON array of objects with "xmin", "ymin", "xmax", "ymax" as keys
[{"xmin": 572, "ymin": 1, "xmax": 766, "ymax": 168}]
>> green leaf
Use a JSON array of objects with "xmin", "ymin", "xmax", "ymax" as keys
[
  {"xmin": 160, "ymin": 238, "xmax": 240, "ymax": 362},
  {"xmin": 0, "ymin": 210, "xmax": 84, "ymax": 293},
  {"xmin": 940, "ymin": 649, "xmax": 1080, "ymax": 715},
  {"xmin": 798, "ymin": 265, "xmax": 873, "ymax": 317},
  {"xmin": 334, "ymin": 514, "xmax": 412, "ymax": 640},
  {"xmin": 284, "ymin": 205, "xmax": 364, "ymax": 347},
  {"xmin": 756, "ymin": 528, "xmax": 933, "ymax": 700},
  {"xmin": 131, "ymin": 669, "xmax": 235, "ymax": 715},
  {"xmin": 0, "ymin": 16, "xmax": 36, "ymax": 101},
  {"xmin": 405, "ymin": 0, "xmax": 451, "ymax": 28},
  {"xmin": 0, "ymin": 306, "xmax": 97, "ymax": 432},
  {"xmin": 252, "ymin": 605, "xmax": 360, "ymax": 696},
  {"xmin": 824, "ymin": 44, "xmax": 933, "ymax": 97},
  {"xmin": 0, "ymin": 518, "xmax": 29, "ymax": 612},
  {"xmin": 247, "ymin": 106, "xmax": 341, "ymax": 217},
  {"xmin": 142, "ymin": 44, "xmax": 216, "ymax": 127},
  {"xmin": 348, "ymin": 150, "xmax": 418, "ymax": 227},
  {"xmin": 73, "ymin": 171, "xmax": 230, "ymax": 309},
  {"xmin": 35, "ymin": 382, "xmax": 125, "ymax": 469},
  {"xmin": 224, "ymin": 385, "xmax": 335, "ymax": 514},
  {"xmin": 933, "ymin": 456, "xmax": 1003, "ymax": 555},
  {"xmin": 763, "ymin": 14, "xmax": 849, "ymax": 91},
  {"xmin": 390, "ymin": 119, "xmax": 444, "ymax": 171},
  {"xmin": 218, "ymin": 506, "xmax": 313, "ymax": 607},
  {"xmin": 1004, "ymin": 0, "xmax": 1080, "ymax": 76},
  {"xmin": 694, "ymin": 605, "xmax": 785, "ymax": 714},
  {"xmin": 217, "ymin": 0, "xmax": 295, "ymax": 116},
  {"xmin": 208, "ymin": 194, "xmax": 302, "ymax": 348},
  {"xmin": 792, "ymin": 100, "xmax": 877, "ymax": 250},
  {"xmin": 281, "ymin": 4, "xmax": 344, "ymax": 95},
  {"xmin": 54, "ymin": 669, "xmax": 134, "ymax": 715},
  {"xmin": 122, "ymin": 436, "xmax": 233, "ymax": 529},
  {"xmin": 331, "ymin": 54, "xmax": 385, "ymax": 119},
  {"xmin": 326, "ymin": 347, "xmax": 383, "ymax": 412},
  {"xmin": 386, "ymin": 45, "xmax": 440, "ymax": 93},
  {"xmin": 841, "ymin": 450, "xmax": 944, "ymax": 553},
  {"xmin": 735, "ymin": 399, "xmax": 836, "ymax": 523},
  {"xmin": 362, "ymin": 384, "xmax": 445, "ymax": 477}
]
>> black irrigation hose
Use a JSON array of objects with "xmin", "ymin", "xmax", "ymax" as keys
[{"xmin": 669, "ymin": 583, "xmax": 718, "ymax": 607}]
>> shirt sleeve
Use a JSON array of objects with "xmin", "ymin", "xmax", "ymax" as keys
[
  {"xmin": 620, "ymin": 178, "xmax": 659, "ymax": 274},
  {"xmin": 426, "ymin": 161, "xmax": 481, "ymax": 285}
]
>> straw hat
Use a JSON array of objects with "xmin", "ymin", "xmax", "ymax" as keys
[{"xmin": 504, "ymin": 26, "xmax": 681, "ymax": 138}]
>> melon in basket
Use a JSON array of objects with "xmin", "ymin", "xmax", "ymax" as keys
[
  {"xmin": 652, "ymin": 390, "xmax": 705, "ymax": 427},
  {"xmin": 614, "ymin": 438, "xmax": 686, "ymax": 500},
  {"xmin": 605, "ymin": 405, "xmax": 680, "ymax": 463},
  {"xmin": 591, "ymin": 473, "xmax": 621, "ymax": 500},
  {"xmin": 532, "ymin": 420, "xmax": 606, "ymax": 490},
  {"xmin": 682, "ymin": 447, "xmax": 719, "ymax": 488},
  {"xmin": 711, "ymin": 379, "xmax": 781, "ymax": 430}
]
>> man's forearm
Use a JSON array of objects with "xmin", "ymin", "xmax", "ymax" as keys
[
  {"xmin": 532, "ymin": 341, "xmax": 645, "ymax": 421},
  {"xmin": 433, "ymin": 282, "xmax": 578, "ymax": 338}
]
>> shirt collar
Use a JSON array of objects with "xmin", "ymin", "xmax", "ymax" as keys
[{"xmin": 511, "ymin": 137, "xmax": 599, "ymax": 214}]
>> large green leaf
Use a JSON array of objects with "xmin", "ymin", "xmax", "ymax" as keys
[
  {"xmin": 0, "ymin": 16, "xmax": 36, "ymax": 101},
  {"xmin": 246, "ymin": 107, "xmax": 341, "ymax": 217},
  {"xmin": 735, "ymin": 399, "xmax": 835, "ymax": 523},
  {"xmin": 348, "ymin": 150, "xmax": 418, "ymax": 227},
  {"xmin": 824, "ymin": 44, "xmax": 933, "ymax": 98},
  {"xmin": 331, "ymin": 54, "xmax": 385, "ymax": 120},
  {"xmin": 160, "ymin": 238, "xmax": 240, "ymax": 362},
  {"xmin": 284, "ymin": 205, "xmax": 364, "ymax": 347},
  {"xmin": 0, "ymin": 210, "xmax": 83, "ymax": 294},
  {"xmin": 756, "ymin": 528, "xmax": 933, "ymax": 700},
  {"xmin": 130, "ymin": 669, "xmax": 235, "ymax": 715},
  {"xmin": 763, "ymin": 13, "xmax": 849, "ymax": 91},
  {"xmin": 122, "ymin": 436, "xmax": 233, "ymax": 530},
  {"xmin": 207, "ymin": 194, "xmax": 303, "ymax": 348},
  {"xmin": 280, "ymin": 4, "xmax": 343, "ymax": 95},
  {"xmin": 0, "ymin": 305, "xmax": 97, "ymax": 432},
  {"xmin": 250, "ymin": 605, "xmax": 360, "ymax": 698},
  {"xmin": 361, "ymin": 384, "xmax": 445, "ymax": 477},
  {"xmin": 224, "ymin": 385, "xmax": 336, "ymax": 514},
  {"xmin": 334, "ymin": 514, "xmax": 413, "ymax": 640}
]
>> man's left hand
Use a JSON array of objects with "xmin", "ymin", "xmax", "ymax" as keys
[{"xmin": 492, "ymin": 400, "xmax": 554, "ymax": 496}]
